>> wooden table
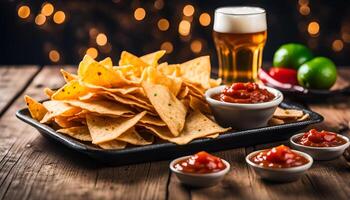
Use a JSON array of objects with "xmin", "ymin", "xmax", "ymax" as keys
[{"xmin": 0, "ymin": 65, "xmax": 349, "ymax": 200}]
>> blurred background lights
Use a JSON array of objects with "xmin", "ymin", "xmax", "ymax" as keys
[
  {"xmin": 49, "ymin": 50, "xmax": 60, "ymax": 62},
  {"xmin": 134, "ymin": 8, "xmax": 146, "ymax": 21},
  {"xmin": 89, "ymin": 28, "xmax": 99, "ymax": 39},
  {"xmin": 35, "ymin": 14, "xmax": 46, "ymax": 26},
  {"xmin": 17, "ymin": 5, "xmax": 30, "ymax": 19},
  {"xmin": 199, "ymin": 13, "xmax": 211, "ymax": 26},
  {"xmin": 308, "ymin": 21, "xmax": 320, "ymax": 36},
  {"xmin": 53, "ymin": 11, "xmax": 66, "ymax": 24},
  {"xmin": 178, "ymin": 20, "xmax": 191, "ymax": 36},
  {"xmin": 332, "ymin": 40, "xmax": 344, "ymax": 52},
  {"xmin": 154, "ymin": 0, "xmax": 164, "ymax": 10},
  {"xmin": 157, "ymin": 18, "xmax": 170, "ymax": 31},
  {"xmin": 299, "ymin": 5, "xmax": 310, "ymax": 16},
  {"xmin": 86, "ymin": 47, "xmax": 98, "ymax": 59},
  {"xmin": 160, "ymin": 41, "xmax": 173, "ymax": 54},
  {"xmin": 41, "ymin": 3, "xmax": 54, "ymax": 16},
  {"xmin": 190, "ymin": 40, "xmax": 202, "ymax": 53},
  {"xmin": 96, "ymin": 33, "xmax": 108, "ymax": 46},
  {"xmin": 183, "ymin": 5, "xmax": 195, "ymax": 17},
  {"xmin": 298, "ymin": 0, "xmax": 309, "ymax": 6}
]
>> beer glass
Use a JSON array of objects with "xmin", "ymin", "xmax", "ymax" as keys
[{"xmin": 213, "ymin": 7, "xmax": 267, "ymax": 83}]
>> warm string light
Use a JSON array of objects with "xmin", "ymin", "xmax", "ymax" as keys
[
  {"xmin": 157, "ymin": 18, "xmax": 169, "ymax": 31},
  {"xmin": 35, "ymin": 14, "xmax": 46, "ymax": 25},
  {"xmin": 298, "ymin": 0, "xmax": 309, "ymax": 6},
  {"xmin": 96, "ymin": 33, "xmax": 108, "ymax": 46},
  {"xmin": 190, "ymin": 40, "xmax": 202, "ymax": 53},
  {"xmin": 18, "ymin": 5, "xmax": 31, "ymax": 19},
  {"xmin": 178, "ymin": 20, "xmax": 191, "ymax": 36},
  {"xmin": 307, "ymin": 21, "xmax": 319, "ymax": 36},
  {"xmin": 53, "ymin": 11, "xmax": 66, "ymax": 24},
  {"xmin": 332, "ymin": 40, "xmax": 344, "ymax": 52},
  {"xmin": 160, "ymin": 41, "xmax": 173, "ymax": 54},
  {"xmin": 41, "ymin": 3, "xmax": 54, "ymax": 16},
  {"xmin": 199, "ymin": 13, "xmax": 211, "ymax": 26},
  {"xmin": 86, "ymin": 47, "xmax": 98, "ymax": 59},
  {"xmin": 49, "ymin": 50, "xmax": 60, "ymax": 62},
  {"xmin": 154, "ymin": 0, "xmax": 164, "ymax": 10},
  {"xmin": 183, "ymin": 5, "xmax": 195, "ymax": 17},
  {"xmin": 134, "ymin": 8, "xmax": 146, "ymax": 21},
  {"xmin": 299, "ymin": 5, "xmax": 310, "ymax": 15}
]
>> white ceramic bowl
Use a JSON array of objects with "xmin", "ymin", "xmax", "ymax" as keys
[
  {"xmin": 170, "ymin": 156, "xmax": 230, "ymax": 187},
  {"xmin": 205, "ymin": 85, "xmax": 283, "ymax": 129},
  {"xmin": 290, "ymin": 133, "xmax": 350, "ymax": 160},
  {"xmin": 246, "ymin": 149, "xmax": 313, "ymax": 182}
]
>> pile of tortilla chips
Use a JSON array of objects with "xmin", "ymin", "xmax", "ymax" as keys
[
  {"xmin": 268, "ymin": 107, "xmax": 310, "ymax": 126},
  {"xmin": 25, "ymin": 50, "xmax": 230, "ymax": 149}
]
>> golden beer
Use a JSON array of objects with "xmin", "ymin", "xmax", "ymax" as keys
[{"xmin": 213, "ymin": 7, "xmax": 267, "ymax": 83}]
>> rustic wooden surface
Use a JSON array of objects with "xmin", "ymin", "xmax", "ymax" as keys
[{"xmin": 0, "ymin": 66, "xmax": 349, "ymax": 200}]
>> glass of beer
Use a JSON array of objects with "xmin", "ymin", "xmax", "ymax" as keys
[{"xmin": 213, "ymin": 7, "xmax": 267, "ymax": 83}]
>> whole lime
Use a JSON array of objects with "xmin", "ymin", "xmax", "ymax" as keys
[
  {"xmin": 297, "ymin": 57, "xmax": 337, "ymax": 89},
  {"xmin": 273, "ymin": 43, "xmax": 313, "ymax": 69}
]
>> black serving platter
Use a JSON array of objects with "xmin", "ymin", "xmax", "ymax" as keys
[{"xmin": 16, "ymin": 101, "xmax": 323, "ymax": 166}]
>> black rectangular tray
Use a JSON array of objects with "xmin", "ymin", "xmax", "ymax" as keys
[{"xmin": 16, "ymin": 101, "xmax": 323, "ymax": 165}]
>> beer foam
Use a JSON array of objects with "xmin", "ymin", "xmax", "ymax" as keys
[{"xmin": 214, "ymin": 7, "xmax": 267, "ymax": 33}]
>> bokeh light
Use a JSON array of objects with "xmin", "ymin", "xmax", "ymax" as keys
[
  {"xmin": 18, "ymin": 5, "xmax": 31, "ymax": 19},
  {"xmin": 178, "ymin": 20, "xmax": 191, "ymax": 36},
  {"xmin": 332, "ymin": 40, "xmax": 344, "ymax": 52},
  {"xmin": 35, "ymin": 14, "xmax": 46, "ymax": 26},
  {"xmin": 157, "ymin": 18, "xmax": 170, "ymax": 31},
  {"xmin": 154, "ymin": 0, "xmax": 164, "ymax": 10},
  {"xmin": 41, "ymin": 3, "xmax": 54, "ymax": 16},
  {"xmin": 307, "ymin": 21, "xmax": 320, "ymax": 36},
  {"xmin": 53, "ymin": 11, "xmax": 66, "ymax": 24},
  {"xmin": 199, "ymin": 13, "xmax": 211, "ymax": 26},
  {"xmin": 86, "ymin": 47, "xmax": 98, "ymax": 59},
  {"xmin": 134, "ymin": 8, "xmax": 146, "ymax": 21},
  {"xmin": 183, "ymin": 5, "xmax": 195, "ymax": 17},
  {"xmin": 96, "ymin": 33, "xmax": 108, "ymax": 46},
  {"xmin": 299, "ymin": 5, "xmax": 310, "ymax": 15},
  {"xmin": 160, "ymin": 41, "xmax": 173, "ymax": 54},
  {"xmin": 49, "ymin": 50, "xmax": 60, "ymax": 62},
  {"xmin": 298, "ymin": 0, "xmax": 309, "ymax": 6},
  {"xmin": 190, "ymin": 40, "xmax": 202, "ymax": 53}
]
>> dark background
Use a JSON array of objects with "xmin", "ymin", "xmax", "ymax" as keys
[{"xmin": 1, "ymin": 0, "xmax": 349, "ymax": 67}]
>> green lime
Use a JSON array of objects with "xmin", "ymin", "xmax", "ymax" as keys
[
  {"xmin": 273, "ymin": 43, "xmax": 313, "ymax": 69},
  {"xmin": 297, "ymin": 57, "xmax": 337, "ymax": 89}
]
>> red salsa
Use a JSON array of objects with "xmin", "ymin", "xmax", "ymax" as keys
[
  {"xmin": 212, "ymin": 82, "xmax": 275, "ymax": 104},
  {"xmin": 295, "ymin": 129, "xmax": 347, "ymax": 147},
  {"xmin": 250, "ymin": 145, "xmax": 309, "ymax": 168},
  {"xmin": 174, "ymin": 151, "xmax": 226, "ymax": 173}
]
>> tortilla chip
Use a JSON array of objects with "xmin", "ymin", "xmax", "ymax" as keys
[
  {"xmin": 180, "ymin": 56, "xmax": 211, "ymax": 89},
  {"xmin": 142, "ymin": 81, "xmax": 187, "ymax": 136},
  {"xmin": 86, "ymin": 111, "xmax": 146, "ymax": 144},
  {"xmin": 44, "ymin": 88, "xmax": 55, "ymax": 98},
  {"xmin": 98, "ymin": 140, "xmax": 127, "ymax": 150},
  {"xmin": 170, "ymin": 111, "xmax": 230, "ymax": 145},
  {"xmin": 78, "ymin": 55, "xmax": 95, "ymax": 78},
  {"xmin": 99, "ymin": 57, "xmax": 113, "ymax": 67},
  {"xmin": 268, "ymin": 117, "xmax": 285, "ymax": 126},
  {"xmin": 119, "ymin": 51, "xmax": 149, "ymax": 76},
  {"xmin": 209, "ymin": 78, "xmax": 222, "ymax": 87},
  {"xmin": 177, "ymin": 86, "xmax": 190, "ymax": 99},
  {"xmin": 140, "ymin": 50, "xmax": 166, "ymax": 67},
  {"xmin": 57, "ymin": 126, "xmax": 92, "ymax": 141},
  {"xmin": 141, "ymin": 66, "xmax": 182, "ymax": 96},
  {"xmin": 40, "ymin": 100, "xmax": 81, "ymax": 123},
  {"xmin": 189, "ymin": 95, "xmax": 211, "ymax": 114},
  {"xmin": 51, "ymin": 80, "xmax": 90, "ymax": 100},
  {"xmin": 297, "ymin": 113, "xmax": 310, "ymax": 121},
  {"xmin": 117, "ymin": 128, "xmax": 153, "ymax": 145},
  {"xmin": 54, "ymin": 116, "xmax": 82, "ymax": 128},
  {"xmin": 64, "ymin": 100, "xmax": 134, "ymax": 117},
  {"xmin": 103, "ymin": 91, "xmax": 155, "ymax": 112},
  {"xmin": 273, "ymin": 107, "xmax": 304, "ymax": 119},
  {"xmin": 140, "ymin": 114, "xmax": 166, "ymax": 126},
  {"xmin": 24, "ymin": 95, "xmax": 48, "ymax": 121},
  {"xmin": 206, "ymin": 134, "xmax": 219, "ymax": 139},
  {"xmin": 60, "ymin": 69, "xmax": 77, "ymax": 82}
]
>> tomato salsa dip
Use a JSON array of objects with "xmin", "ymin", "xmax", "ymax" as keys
[
  {"xmin": 294, "ymin": 129, "xmax": 347, "ymax": 147},
  {"xmin": 173, "ymin": 151, "xmax": 226, "ymax": 173},
  {"xmin": 212, "ymin": 82, "xmax": 275, "ymax": 104},
  {"xmin": 250, "ymin": 145, "xmax": 309, "ymax": 168}
]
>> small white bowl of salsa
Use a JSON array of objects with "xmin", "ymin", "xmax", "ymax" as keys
[{"xmin": 170, "ymin": 151, "xmax": 230, "ymax": 187}]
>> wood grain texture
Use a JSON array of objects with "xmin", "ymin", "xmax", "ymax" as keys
[
  {"xmin": 0, "ymin": 66, "xmax": 39, "ymax": 116},
  {"xmin": 0, "ymin": 66, "xmax": 349, "ymax": 200}
]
